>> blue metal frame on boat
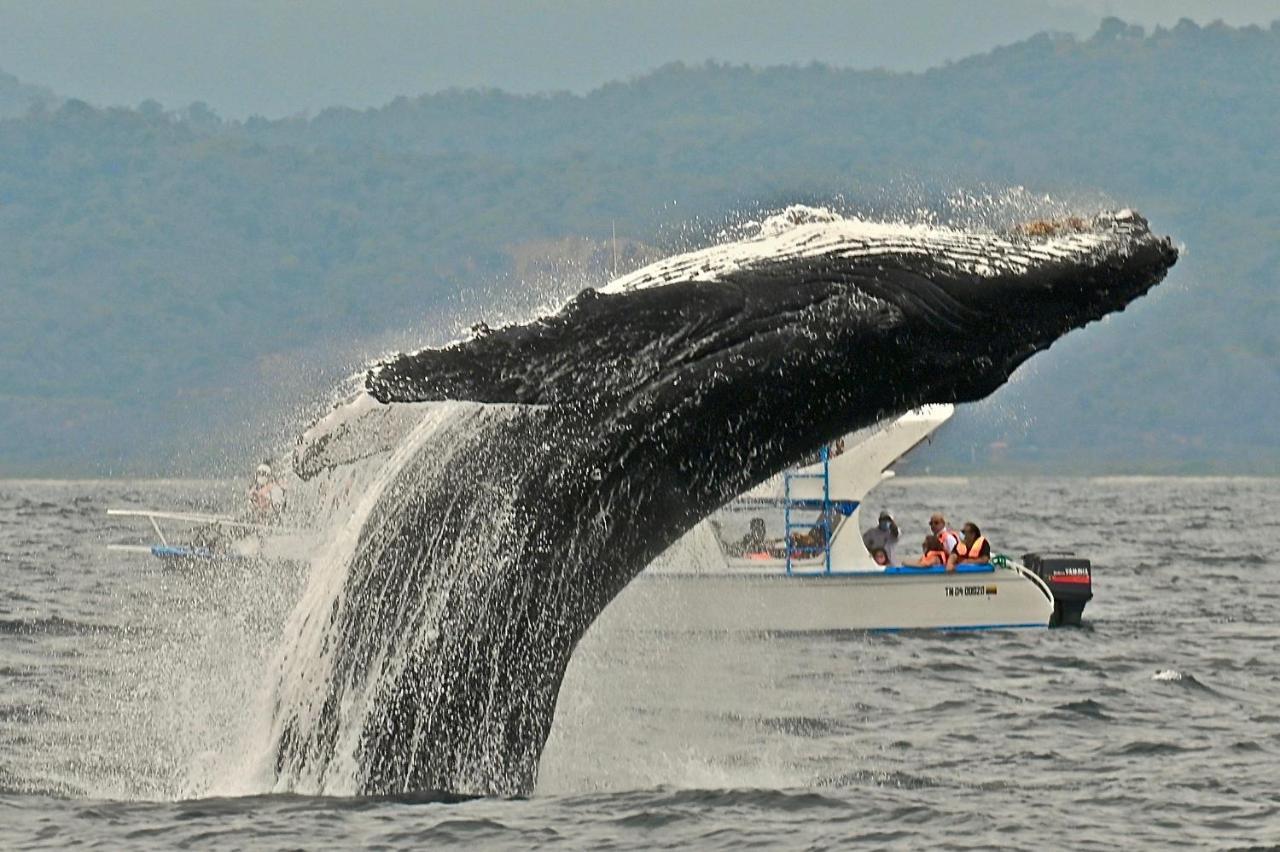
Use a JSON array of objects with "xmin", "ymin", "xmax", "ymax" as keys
[{"xmin": 784, "ymin": 446, "xmax": 832, "ymax": 575}]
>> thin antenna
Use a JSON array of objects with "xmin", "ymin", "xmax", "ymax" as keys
[{"xmin": 612, "ymin": 220, "xmax": 618, "ymax": 279}]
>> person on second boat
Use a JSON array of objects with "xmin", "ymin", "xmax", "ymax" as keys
[
  {"xmin": 915, "ymin": 534, "xmax": 949, "ymax": 568},
  {"xmin": 791, "ymin": 506, "xmax": 839, "ymax": 554},
  {"xmin": 929, "ymin": 513, "xmax": 961, "ymax": 556},
  {"xmin": 863, "ymin": 511, "xmax": 900, "ymax": 564},
  {"xmin": 947, "ymin": 522, "xmax": 990, "ymax": 572},
  {"xmin": 247, "ymin": 463, "xmax": 287, "ymax": 520},
  {"xmin": 739, "ymin": 517, "xmax": 769, "ymax": 556}
]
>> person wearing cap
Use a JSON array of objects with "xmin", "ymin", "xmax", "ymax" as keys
[
  {"xmin": 862, "ymin": 510, "xmax": 900, "ymax": 565},
  {"xmin": 947, "ymin": 522, "xmax": 991, "ymax": 572},
  {"xmin": 929, "ymin": 513, "xmax": 961, "ymax": 556},
  {"xmin": 247, "ymin": 462, "xmax": 287, "ymax": 518}
]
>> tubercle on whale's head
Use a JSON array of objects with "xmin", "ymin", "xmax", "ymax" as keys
[
  {"xmin": 946, "ymin": 209, "xmax": 1177, "ymax": 337},
  {"xmin": 892, "ymin": 209, "xmax": 1178, "ymax": 405}
]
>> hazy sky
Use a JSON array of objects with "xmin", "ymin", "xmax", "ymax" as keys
[{"xmin": 1, "ymin": 0, "xmax": 1277, "ymax": 118}]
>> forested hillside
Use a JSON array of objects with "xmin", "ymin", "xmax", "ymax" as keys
[{"xmin": 1, "ymin": 18, "xmax": 1276, "ymax": 475}]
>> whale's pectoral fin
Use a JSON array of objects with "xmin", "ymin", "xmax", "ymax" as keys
[{"xmin": 293, "ymin": 392, "xmax": 440, "ymax": 478}]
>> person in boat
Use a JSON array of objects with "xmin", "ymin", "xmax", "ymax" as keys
[
  {"xmin": 739, "ymin": 517, "xmax": 770, "ymax": 556},
  {"xmin": 247, "ymin": 462, "xmax": 287, "ymax": 519},
  {"xmin": 947, "ymin": 522, "xmax": 990, "ymax": 572},
  {"xmin": 862, "ymin": 510, "xmax": 899, "ymax": 564},
  {"xmin": 928, "ymin": 513, "xmax": 961, "ymax": 556},
  {"xmin": 870, "ymin": 547, "xmax": 889, "ymax": 566},
  {"xmin": 915, "ymin": 534, "xmax": 949, "ymax": 568},
  {"xmin": 791, "ymin": 506, "xmax": 838, "ymax": 554}
]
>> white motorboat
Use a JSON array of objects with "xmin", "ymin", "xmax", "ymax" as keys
[
  {"xmin": 607, "ymin": 561, "xmax": 1056, "ymax": 633},
  {"xmin": 104, "ymin": 448, "xmax": 383, "ymax": 565},
  {"xmin": 606, "ymin": 405, "xmax": 1089, "ymax": 632}
]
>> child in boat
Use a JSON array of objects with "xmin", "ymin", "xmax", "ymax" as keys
[{"xmin": 915, "ymin": 534, "xmax": 948, "ymax": 567}]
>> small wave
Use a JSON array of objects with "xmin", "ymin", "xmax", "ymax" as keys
[
  {"xmin": 820, "ymin": 769, "xmax": 943, "ymax": 791},
  {"xmin": 1050, "ymin": 699, "xmax": 1113, "ymax": 721},
  {"xmin": 920, "ymin": 699, "xmax": 968, "ymax": 714},
  {"xmin": 571, "ymin": 786, "xmax": 848, "ymax": 814},
  {"xmin": 1031, "ymin": 654, "xmax": 1103, "ymax": 671},
  {"xmin": 758, "ymin": 715, "xmax": 846, "ymax": 738},
  {"xmin": 1114, "ymin": 740, "xmax": 1205, "ymax": 756},
  {"xmin": 611, "ymin": 809, "xmax": 692, "ymax": 829},
  {"xmin": 401, "ymin": 817, "xmax": 524, "ymax": 844},
  {"xmin": 0, "ymin": 616, "xmax": 117, "ymax": 637},
  {"xmin": 1194, "ymin": 554, "xmax": 1268, "ymax": 566},
  {"xmin": 1150, "ymin": 670, "xmax": 1221, "ymax": 695},
  {"xmin": 916, "ymin": 661, "xmax": 981, "ymax": 673},
  {"xmin": 15, "ymin": 500, "xmax": 61, "ymax": 513}
]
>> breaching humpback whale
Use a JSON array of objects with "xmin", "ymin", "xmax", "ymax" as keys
[{"xmin": 267, "ymin": 207, "xmax": 1177, "ymax": 797}]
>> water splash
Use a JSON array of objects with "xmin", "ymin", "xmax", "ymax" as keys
[{"xmin": 223, "ymin": 402, "xmax": 529, "ymax": 795}]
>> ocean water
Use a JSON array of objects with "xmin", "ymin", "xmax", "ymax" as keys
[{"xmin": 1, "ymin": 476, "xmax": 1278, "ymax": 849}]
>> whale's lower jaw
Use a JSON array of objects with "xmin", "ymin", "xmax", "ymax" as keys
[{"xmin": 272, "ymin": 208, "xmax": 1178, "ymax": 797}]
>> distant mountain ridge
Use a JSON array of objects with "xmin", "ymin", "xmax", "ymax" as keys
[{"xmin": 0, "ymin": 18, "xmax": 1276, "ymax": 475}]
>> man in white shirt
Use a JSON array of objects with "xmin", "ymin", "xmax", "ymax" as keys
[{"xmin": 929, "ymin": 513, "xmax": 960, "ymax": 556}]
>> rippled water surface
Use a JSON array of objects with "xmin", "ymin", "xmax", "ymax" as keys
[{"xmin": 1, "ymin": 477, "xmax": 1278, "ymax": 849}]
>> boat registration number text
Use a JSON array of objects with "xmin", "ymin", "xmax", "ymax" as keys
[{"xmin": 946, "ymin": 585, "xmax": 998, "ymax": 597}]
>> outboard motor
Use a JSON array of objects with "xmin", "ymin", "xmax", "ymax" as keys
[{"xmin": 1022, "ymin": 552, "xmax": 1093, "ymax": 627}]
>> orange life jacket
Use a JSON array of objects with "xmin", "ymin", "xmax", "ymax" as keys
[
  {"xmin": 956, "ymin": 536, "xmax": 989, "ymax": 562},
  {"xmin": 937, "ymin": 527, "xmax": 960, "ymax": 553},
  {"xmin": 922, "ymin": 549, "xmax": 948, "ymax": 566}
]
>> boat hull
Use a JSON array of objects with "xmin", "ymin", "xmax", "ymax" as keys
[{"xmin": 600, "ymin": 564, "xmax": 1054, "ymax": 633}]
